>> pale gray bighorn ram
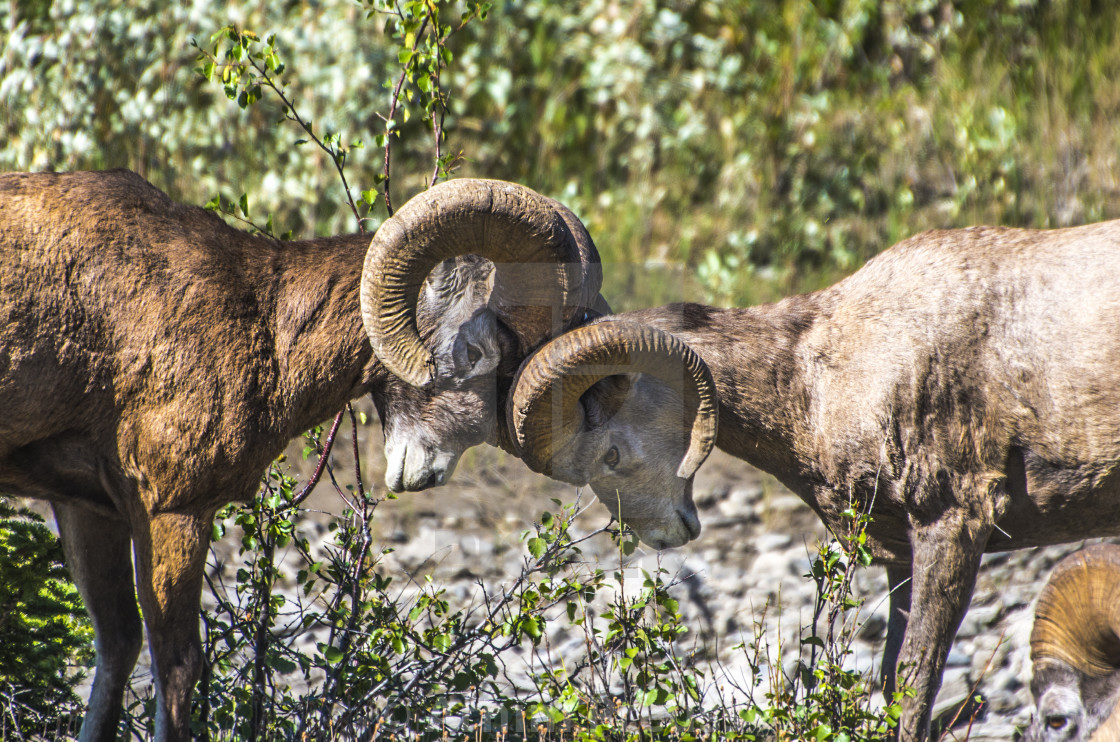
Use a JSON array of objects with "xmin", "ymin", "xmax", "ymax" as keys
[
  {"xmin": 0, "ymin": 170, "xmax": 604, "ymax": 742},
  {"xmin": 1027, "ymin": 543, "xmax": 1120, "ymax": 741},
  {"xmin": 505, "ymin": 221, "xmax": 1120, "ymax": 741}
]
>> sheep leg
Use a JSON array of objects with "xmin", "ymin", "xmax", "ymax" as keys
[
  {"xmin": 53, "ymin": 503, "xmax": 143, "ymax": 742},
  {"xmin": 895, "ymin": 513, "xmax": 991, "ymax": 741},
  {"xmin": 130, "ymin": 509, "xmax": 211, "ymax": 742},
  {"xmin": 881, "ymin": 562, "xmax": 912, "ymax": 703}
]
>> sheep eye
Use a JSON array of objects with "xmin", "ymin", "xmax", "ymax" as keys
[
  {"xmin": 604, "ymin": 446, "xmax": 619, "ymax": 468},
  {"xmin": 1046, "ymin": 715, "xmax": 1068, "ymax": 730}
]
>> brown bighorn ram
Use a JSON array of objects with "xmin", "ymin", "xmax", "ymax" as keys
[
  {"xmin": 506, "ymin": 221, "xmax": 1120, "ymax": 740},
  {"xmin": 1027, "ymin": 543, "xmax": 1120, "ymax": 741},
  {"xmin": 0, "ymin": 170, "xmax": 605, "ymax": 742}
]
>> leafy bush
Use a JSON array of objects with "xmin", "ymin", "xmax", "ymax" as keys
[
  {"xmin": 109, "ymin": 469, "xmax": 898, "ymax": 741},
  {"xmin": 0, "ymin": 499, "xmax": 92, "ymax": 740}
]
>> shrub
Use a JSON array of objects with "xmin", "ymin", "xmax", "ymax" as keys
[{"xmin": 0, "ymin": 499, "xmax": 92, "ymax": 740}]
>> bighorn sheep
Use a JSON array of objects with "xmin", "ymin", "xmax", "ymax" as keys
[
  {"xmin": 505, "ymin": 221, "xmax": 1120, "ymax": 741},
  {"xmin": 0, "ymin": 170, "xmax": 604, "ymax": 742},
  {"xmin": 1027, "ymin": 544, "xmax": 1120, "ymax": 741}
]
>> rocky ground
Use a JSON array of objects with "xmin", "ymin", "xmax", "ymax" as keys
[{"xmin": 247, "ymin": 402, "xmax": 1106, "ymax": 741}]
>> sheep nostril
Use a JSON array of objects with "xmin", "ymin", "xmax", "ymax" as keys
[{"xmin": 678, "ymin": 507, "xmax": 702, "ymax": 540}]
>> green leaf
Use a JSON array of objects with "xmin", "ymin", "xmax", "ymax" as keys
[
  {"xmin": 238, "ymin": 193, "xmax": 250, "ymax": 218},
  {"xmin": 528, "ymin": 537, "xmax": 546, "ymax": 560},
  {"xmin": 323, "ymin": 646, "xmax": 343, "ymax": 664}
]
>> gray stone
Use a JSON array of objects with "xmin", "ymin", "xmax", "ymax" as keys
[{"xmin": 754, "ymin": 531, "xmax": 793, "ymax": 552}]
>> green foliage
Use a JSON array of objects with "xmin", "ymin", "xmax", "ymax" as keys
[
  {"xmin": 0, "ymin": 499, "xmax": 92, "ymax": 739},
  {"xmin": 5, "ymin": 0, "xmax": 1118, "ymax": 305},
  {"xmin": 116, "ymin": 479, "xmax": 899, "ymax": 741},
  {"xmin": 738, "ymin": 505, "xmax": 905, "ymax": 741},
  {"xmin": 447, "ymin": 0, "xmax": 1120, "ymax": 305}
]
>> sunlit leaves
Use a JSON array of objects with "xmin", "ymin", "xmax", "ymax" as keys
[{"xmin": 0, "ymin": 500, "xmax": 91, "ymax": 734}]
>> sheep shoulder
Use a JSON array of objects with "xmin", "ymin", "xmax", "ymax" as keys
[
  {"xmin": 0, "ymin": 170, "xmax": 370, "ymax": 514},
  {"xmin": 796, "ymin": 221, "xmax": 1120, "ymax": 546}
]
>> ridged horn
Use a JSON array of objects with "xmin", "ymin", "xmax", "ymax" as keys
[
  {"xmin": 361, "ymin": 179, "xmax": 602, "ymax": 387},
  {"xmin": 1031, "ymin": 543, "xmax": 1120, "ymax": 678},
  {"xmin": 509, "ymin": 319, "xmax": 718, "ymax": 479},
  {"xmin": 539, "ymin": 194, "xmax": 604, "ymax": 317}
]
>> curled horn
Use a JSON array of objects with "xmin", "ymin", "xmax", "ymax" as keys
[
  {"xmin": 1031, "ymin": 543, "xmax": 1120, "ymax": 678},
  {"xmin": 508, "ymin": 319, "xmax": 718, "ymax": 479},
  {"xmin": 361, "ymin": 179, "xmax": 602, "ymax": 387}
]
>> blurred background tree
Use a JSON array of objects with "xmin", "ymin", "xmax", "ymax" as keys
[{"xmin": 3, "ymin": 0, "xmax": 1118, "ymax": 305}]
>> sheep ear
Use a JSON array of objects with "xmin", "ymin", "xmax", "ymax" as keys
[
  {"xmin": 424, "ymin": 259, "xmax": 454, "ymax": 288},
  {"xmin": 581, "ymin": 374, "xmax": 634, "ymax": 429},
  {"xmin": 451, "ymin": 309, "xmax": 501, "ymax": 379}
]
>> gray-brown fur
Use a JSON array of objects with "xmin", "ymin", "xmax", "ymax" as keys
[
  {"xmin": 527, "ymin": 220, "xmax": 1120, "ymax": 740},
  {"xmin": 0, "ymin": 170, "xmax": 582, "ymax": 741}
]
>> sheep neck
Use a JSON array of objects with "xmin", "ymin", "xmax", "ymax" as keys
[
  {"xmin": 243, "ymin": 232, "xmax": 383, "ymax": 439},
  {"xmin": 623, "ymin": 299, "xmax": 824, "ymax": 494}
]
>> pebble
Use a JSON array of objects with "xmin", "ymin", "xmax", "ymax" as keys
[{"xmin": 716, "ymin": 484, "xmax": 762, "ymax": 518}]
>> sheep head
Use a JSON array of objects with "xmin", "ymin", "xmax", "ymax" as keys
[
  {"xmin": 508, "ymin": 320, "xmax": 718, "ymax": 548},
  {"xmin": 1026, "ymin": 543, "xmax": 1120, "ymax": 742},
  {"xmin": 361, "ymin": 179, "xmax": 603, "ymax": 491}
]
